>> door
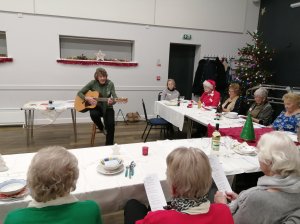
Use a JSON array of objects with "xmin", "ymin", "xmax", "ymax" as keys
[{"xmin": 168, "ymin": 43, "xmax": 196, "ymax": 99}]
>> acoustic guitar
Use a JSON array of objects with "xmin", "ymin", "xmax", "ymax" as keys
[{"xmin": 75, "ymin": 90, "xmax": 128, "ymax": 112}]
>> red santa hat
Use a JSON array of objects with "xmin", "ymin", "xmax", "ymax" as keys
[{"xmin": 203, "ymin": 79, "xmax": 216, "ymax": 89}]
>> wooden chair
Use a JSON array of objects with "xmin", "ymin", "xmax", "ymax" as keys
[
  {"xmin": 90, "ymin": 118, "xmax": 105, "ymax": 146},
  {"xmin": 90, "ymin": 123, "xmax": 97, "ymax": 146},
  {"xmin": 141, "ymin": 99, "xmax": 169, "ymax": 142}
]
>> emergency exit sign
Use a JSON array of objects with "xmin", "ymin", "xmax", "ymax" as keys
[{"xmin": 182, "ymin": 34, "xmax": 192, "ymax": 40}]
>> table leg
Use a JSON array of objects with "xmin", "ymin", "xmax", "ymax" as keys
[
  {"xmin": 30, "ymin": 110, "xmax": 34, "ymax": 138},
  {"xmin": 71, "ymin": 109, "xmax": 77, "ymax": 142},
  {"xmin": 24, "ymin": 110, "xmax": 29, "ymax": 146},
  {"xmin": 187, "ymin": 119, "xmax": 193, "ymax": 139}
]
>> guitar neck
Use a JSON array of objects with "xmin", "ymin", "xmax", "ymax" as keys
[
  {"xmin": 96, "ymin": 98, "xmax": 111, "ymax": 102},
  {"xmin": 96, "ymin": 97, "xmax": 122, "ymax": 102}
]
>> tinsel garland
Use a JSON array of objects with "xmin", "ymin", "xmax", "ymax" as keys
[
  {"xmin": 0, "ymin": 57, "xmax": 13, "ymax": 63},
  {"xmin": 57, "ymin": 59, "xmax": 138, "ymax": 67}
]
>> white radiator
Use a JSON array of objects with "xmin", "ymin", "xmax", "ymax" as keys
[{"xmin": 0, "ymin": 110, "xmax": 25, "ymax": 125}]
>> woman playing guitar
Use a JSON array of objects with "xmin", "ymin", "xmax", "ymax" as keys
[{"xmin": 77, "ymin": 67, "xmax": 118, "ymax": 146}]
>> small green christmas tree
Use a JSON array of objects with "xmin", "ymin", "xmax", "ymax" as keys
[{"xmin": 235, "ymin": 31, "xmax": 275, "ymax": 94}]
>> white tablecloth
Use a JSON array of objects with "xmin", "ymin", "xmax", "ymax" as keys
[
  {"xmin": 154, "ymin": 101, "xmax": 265, "ymax": 130},
  {"xmin": 0, "ymin": 138, "xmax": 260, "ymax": 222}
]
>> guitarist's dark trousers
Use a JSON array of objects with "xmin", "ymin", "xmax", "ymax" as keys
[{"xmin": 90, "ymin": 104, "xmax": 115, "ymax": 145}]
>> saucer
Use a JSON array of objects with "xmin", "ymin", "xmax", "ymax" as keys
[{"xmin": 97, "ymin": 164, "xmax": 124, "ymax": 175}]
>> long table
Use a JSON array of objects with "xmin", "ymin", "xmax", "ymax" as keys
[
  {"xmin": 22, "ymin": 100, "xmax": 77, "ymax": 145},
  {"xmin": 154, "ymin": 100, "xmax": 265, "ymax": 138},
  {"xmin": 0, "ymin": 138, "xmax": 260, "ymax": 222}
]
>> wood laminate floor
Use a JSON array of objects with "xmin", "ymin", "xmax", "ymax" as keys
[{"xmin": 0, "ymin": 121, "xmax": 187, "ymax": 155}]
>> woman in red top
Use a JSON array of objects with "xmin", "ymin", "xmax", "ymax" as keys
[
  {"xmin": 200, "ymin": 79, "xmax": 220, "ymax": 107},
  {"xmin": 124, "ymin": 147, "xmax": 234, "ymax": 224}
]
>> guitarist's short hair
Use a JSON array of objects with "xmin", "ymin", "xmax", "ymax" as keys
[{"xmin": 94, "ymin": 67, "xmax": 108, "ymax": 80}]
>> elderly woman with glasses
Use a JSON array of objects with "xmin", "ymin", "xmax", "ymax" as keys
[
  {"xmin": 124, "ymin": 147, "xmax": 233, "ymax": 224},
  {"xmin": 271, "ymin": 92, "xmax": 300, "ymax": 133},
  {"xmin": 222, "ymin": 83, "xmax": 241, "ymax": 112},
  {"xmin": 4, "ymin": 146, "xmax": 102, "ymax": 224},
  {"xmin": 214, "ymin": 131, "xmax": 300, "ymax": 224},
  {"xmin": 247, "ymin": 87, "xmax": 273, "ymax": 125}
]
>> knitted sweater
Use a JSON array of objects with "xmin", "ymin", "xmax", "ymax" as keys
[
  {"xmin": 161, "ymin": 88, "xmax": 180, "ymax": 101},
  {"xmin": 77, "ymin": 79, "xmax": 117, "ymax": 112},
  {"xmin": 230, "ymin": 175, "xmax": 300, "ymax": 224}
]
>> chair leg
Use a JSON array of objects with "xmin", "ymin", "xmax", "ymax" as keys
[
  {"xmin": 91, "ymin": 123, "xmax": 97, "ymax": 146},
  {"xmin": 141, "ymin": 123, "xmax": 149, "ymax": 139},
  {"xmin": 144, "ymin": 126, "xmax": 153, "ymax": 142}
]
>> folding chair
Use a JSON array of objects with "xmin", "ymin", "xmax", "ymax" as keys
[{"xmin": 141, "ymin": 99, "xmax": 169, "ymax": 142}]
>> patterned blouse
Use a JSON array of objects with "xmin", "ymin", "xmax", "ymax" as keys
[{"xmin": 272, "ymin": 111, "xmax": 300, "ymax": 133}]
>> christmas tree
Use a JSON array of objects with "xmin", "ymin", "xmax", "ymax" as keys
[{"xmin": 235, "ymin": 31, "xmax": 275, "ymax": 95}]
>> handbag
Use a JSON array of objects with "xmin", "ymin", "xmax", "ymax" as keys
[{"xmin": 126, "ymin": 112, "xmax": 141, "ymax": 122}]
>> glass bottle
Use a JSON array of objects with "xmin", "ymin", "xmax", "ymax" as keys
[
  {"xmin": 198, "ymin": 100, "xmax": 202, "ymax": 109},
  {"xmin": 177, "ymin": 96, "xmax": 180, "ymax": 106},
  {"xmin": 211, "ymin": 123, "xmax": 221, "ymax": 152}
]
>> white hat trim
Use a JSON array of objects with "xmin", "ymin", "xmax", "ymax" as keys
[{"xmin": 203, "ymin": 80, "xmax": 213, "ymax": 89}]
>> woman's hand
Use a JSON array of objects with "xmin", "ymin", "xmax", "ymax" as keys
[
  {"xmin": 214, "ymin": 191, "xmax": 238, "ymax": 204},
  {"xmin": 214, "ymin": 191, "xmax": 228, "ymax": 204},
  {"xmin": 225, "ymin": 191, "xmax": 238, "ymax": 201},
  {"xmin": 107, "ymin": 98, "xmax": 115, "ymax": 105},
  {"xmin": 85, "ymin": 97, "xmax": 97, "ymax": 105}
]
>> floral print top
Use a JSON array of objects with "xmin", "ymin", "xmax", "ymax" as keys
[{"xmin": 272, "ymin": 111, "xmax": 300, "ymax": 133}]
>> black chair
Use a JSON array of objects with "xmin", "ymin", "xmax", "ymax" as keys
[
  {"xmin": 158, "ymin": 91, "xmax": 163, "ymax": 101},
  {"xmin": 141, "ymin": 99, "xmax": 169, "ymax": 142}
]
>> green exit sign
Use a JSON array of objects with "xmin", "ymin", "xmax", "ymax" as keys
[{"xmin": 182, "ymin": 34, "xmax": 192, "ymax": 40}]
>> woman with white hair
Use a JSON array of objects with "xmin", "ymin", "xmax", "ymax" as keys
[
  {"xmin": 247, "ymin": 87, "xmax": 273, "ymax": 125},
  {"xmin": 271, "ymin": 92, "xmax": 300, "ymax": 133},
  {"xmin": 4, "ymin": 146, "xmax": 102, "ymax": 224},
  {"xmin": 215, "ymin": 131, "xmax": 300, "ymax": 224},
  {"xmin": 200, "ymin": 79, "xmax": 220, "ymax": 107},
  {"xmin": 161, "ymin": 79, "xmax": 180, "ymax": 101},
  {"xmin": 124, "ymin": 147, "xmax": 233, "ymax": 224}
]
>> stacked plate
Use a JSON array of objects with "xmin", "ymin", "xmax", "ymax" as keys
[
  {"xmin": 223, "ymin": 112, "xmax": 238, "ymax": 119},
  {"xmin": 0, "ymin": 179, "xmax": 28, "ymax": 201},
  {"xmin": 97, "ymin": 157, "xmax": 124, "ymax": 175}
]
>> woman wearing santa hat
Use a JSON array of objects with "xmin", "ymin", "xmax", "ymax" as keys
[{"xmin": 200, "ymin": 80, "xmax": 220, "ymax": 107}]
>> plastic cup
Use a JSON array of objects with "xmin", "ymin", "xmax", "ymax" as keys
[{"xmin": 142, "ymin": 146, "xmax": 149, "ymax": 156}]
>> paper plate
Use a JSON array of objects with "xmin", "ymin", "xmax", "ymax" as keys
[
  {"xmin": 0, "ymin": 179, "xmax": 27, "ymax": 196},
  {"xmin": 97, "ymin": 164, "xmax": 124, "ymax": 175}
]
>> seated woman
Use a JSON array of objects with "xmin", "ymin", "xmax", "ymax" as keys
[
  {"xmin": 200, "ymin": 80, "xmax": 220, "ymax": 107},
  {"xmin": 271, "ymin": 92, "xmax": 300, "ymax": 133},
  {"xmin": 161, "ymin": 79, "xmax": 180, "ymax": 101},
  {"xmin": 4, "ymin": 146, "xmax": 102, "ymax": 224},
  {"xmin": 247, "ymin": 87, "xmax": 273, "ymax": 125},
  {"xmin": 222, "ymin": 83, "xmax": 241, "ymax": 112},
  {"xmin": 124, "ymin": 147, "xmax": 233, "ymax": 224},
  {"xmin": 215, "ymin": 131, "xmax": 300, "ymax": 224}
]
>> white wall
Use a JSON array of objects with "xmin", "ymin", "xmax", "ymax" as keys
[{"xmin": 0, "ymin": 0, "xmax": 260, "ymax": 125}]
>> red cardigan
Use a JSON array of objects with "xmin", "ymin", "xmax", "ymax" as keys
[
  {"xmin": 200, "ymin": 90, "xmax": 220, "ymax": 107},
  {"xmin": 136, "ymin": 203, "xmax": 234, "ymax": 224}
]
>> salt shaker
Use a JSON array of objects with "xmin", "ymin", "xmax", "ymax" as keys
[{"xmin": 112, "ymin": 144, "xmax": 120, "ymax": 155}]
